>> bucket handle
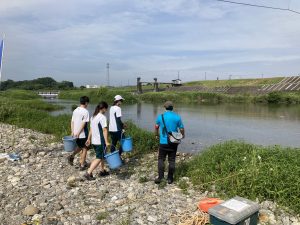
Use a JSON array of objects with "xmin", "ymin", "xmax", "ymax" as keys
[
  {"xmin": 121, "ymin": 130, "xmax": 126, "ymax": 140},
  {"xmin": 104, "ymin": 145, "xmax": 116, "ymax": 156}
]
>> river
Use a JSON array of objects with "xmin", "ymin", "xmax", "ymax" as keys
[{"xmin": 47, "ymin": 99, "xmax": 300, "ymax": 153}]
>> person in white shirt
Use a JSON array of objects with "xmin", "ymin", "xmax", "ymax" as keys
[
  {"xmin": 84, "ymin": 101, "xmax": 110, "ymax": 180},
  {"xmin": 109, "ymin": 95, "xmax": 125, "ymax": 155},
  {"xmin": 67, "ymin": 96, "xmax": 90, "ymax": 170}
]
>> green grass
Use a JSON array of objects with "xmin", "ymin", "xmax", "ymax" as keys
[
  {"xmin": 0, "ymin": 89, "xmax": 40, "ymax": 100},
  {"xmin": 140, "ymin": 91, "xmax": 300, "ymax": 105},
  {"xmin": 96, "ymin": 212, "xmax": 109, "ymax": 221},
  {"xmin": 176, "ymin": 141, "xmax": 300, "ymax": 213},
  {"xmin": 59, "ymin": 87, "xmax": 138, "ymax": 104},
  {"xmin": 185, "ymin": 77, "xmax": 284, "ymax": 88}
]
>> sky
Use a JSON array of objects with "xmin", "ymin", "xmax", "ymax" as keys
[{"xmin": 0, "ymin": 0, "xmax": 300, "ymax": 86}]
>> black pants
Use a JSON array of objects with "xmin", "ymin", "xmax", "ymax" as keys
[
  {"xmin": 110, "ymin": 131, "xmax": 123, "ymax": 155},
  {"xmin": 158, "ymin": 144, "xmax": 178, "ymax": 180}
]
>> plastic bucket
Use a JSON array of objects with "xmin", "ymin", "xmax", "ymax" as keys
[
  {"xmin": 121, "ymin": 137, "xmax": 133, "ymax": 152},
  {"xmin": 62, "ymin": 136, "xmax": 76, "ymax": 152},
  {"xmin": 198, "ymin": 198, "xmax": 223, "ymax": 213},
  {"xmin": 104, "ymin": 151, "xmax": 122, "ymax": 169}
]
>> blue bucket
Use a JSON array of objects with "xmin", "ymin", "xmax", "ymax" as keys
[
  {"xmin": 121, "ymin": 137, "xmax": 133, "ymax": 152},
  {"xmin": 62, "ymin": 136, "xmax": 76, "ymax": 152},
  {"xmin": 104, "ymin": 151, "xmax": 122, "ymax": 169}
]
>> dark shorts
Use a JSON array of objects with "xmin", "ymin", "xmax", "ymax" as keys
[
  {"xmin": 93, "ymin": 144, "xmax": 105, "ymax": 159},
  {"xmin": 76, "ymin": 138, "xmax": 88, "ymax": 149},
  {"xmin": 159, "ymin": 143, "xmax": 178, "ymax": 152}
]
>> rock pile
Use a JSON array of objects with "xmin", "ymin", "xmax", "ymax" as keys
[{"xmin": 0, "ymin": 123, "xmax": 299, "ymax": 225}]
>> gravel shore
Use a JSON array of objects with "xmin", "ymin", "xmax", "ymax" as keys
[{"xmin": 0, "ymin": 123, "xmax": 299, "ymax": 225}]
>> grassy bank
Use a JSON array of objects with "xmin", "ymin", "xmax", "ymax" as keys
[
  {"xmin": 140, "ymin": 91, "xmax": 300, "ymax": 104},
  {"xmin": 59, "ymin": 85, "xmax": 300, "ymax": 105},
  {"xmin": 185, "ymin": 77, "xmax": 284, "ymax": 88},
  {"xmin": 176, "ymin": 141, "xmax": 300, "ymax": 213},
  {"xmin": 59, "ymin": 87, "xmax": 138, "ymax": 104},
  {"xmin": 0, "ymin": 90, "xmax": 69, "ymax": 139}
]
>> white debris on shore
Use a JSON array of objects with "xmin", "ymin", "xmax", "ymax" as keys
[{"xmin": 0, "ymin": 123, "xmax": 299, "ymax": 225}]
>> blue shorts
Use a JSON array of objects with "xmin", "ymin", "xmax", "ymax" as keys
[{"xmin": 93, "ymin": 145, "xmax": 105, "ymax": 159}]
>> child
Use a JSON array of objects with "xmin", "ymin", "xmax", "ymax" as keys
[
  {"xmin": 109, "ymin": 95, "xmax": 126, "ymax": 155},
  {"xmin": 84, "ymin": 101, "xmax": 110, "ymax": 180},
  {"xmin": 68, "ymin": 96, "xmax": 90, "ymax": 170}
]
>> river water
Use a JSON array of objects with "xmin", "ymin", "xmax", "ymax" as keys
[{"xmin": 47, "ymin": 99, "xmax": 300, "ymax": 153}]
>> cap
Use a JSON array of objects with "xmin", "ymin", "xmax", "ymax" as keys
[
  {"xmin": 114, "ymin": 95, "xmax": 125, "ymax": 101},
  {"xmin": 164, "ymin": 101, "xmax": 173, "ymax": 109}
]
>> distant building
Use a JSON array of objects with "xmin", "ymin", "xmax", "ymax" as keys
[
  {"xmin": 172, "ymin": 79, "xmax": 182, "ymax": 86},
  {"xmin": 85, "ymin": 84, "xmax": 99, "ymax": 89}
]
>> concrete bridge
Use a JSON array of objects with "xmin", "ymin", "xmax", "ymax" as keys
[{"xmin": 37, "ymin": 91, "xmax": 60, "ymax": 98}]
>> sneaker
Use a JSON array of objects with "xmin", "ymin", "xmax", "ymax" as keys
[
  {"xmin": 78, "ymin": 162, "xmax": 88, "ymax": 171},
  {"xmin": 84, "ymin": 173, "xmax": 96, "ymax": 181},
  {"xmin": 167, "ymin": 178, "xmax": 174, "ymax": 184},
  {"xmin": 79, "ymin": 165, "xmax": 87, "ymax": 171},
  {"xmin": 99, "ymin": 170, "xmax": 110, "ymax": 177},
  {"xmin": 155, "ymin": 178, "xmax": 163, "ymax": 184},
  {"xmin": 67, "ymin": 155, "xmax": 74, "ymax": 166}
]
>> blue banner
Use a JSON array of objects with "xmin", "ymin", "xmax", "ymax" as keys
[{"xmin": 0, "ymin": 39, "xmax": 3, "ymax": 77}]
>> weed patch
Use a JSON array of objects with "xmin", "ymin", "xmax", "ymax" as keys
[{"xmin": 176, "ymin": 141, "xmax": 300, "ymax": 213}]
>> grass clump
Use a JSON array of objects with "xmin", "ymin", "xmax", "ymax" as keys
[
  {"xmin": 176, "ymin": 141, "xmax": 300, "ymax": 213},
  {"xmin": 178, "ymin": 179, "xmax": 189, "ymax": 195},
  {"xmin": 96, "ymin": 212, "xmax": 109, "ymax": 221},
  {"xmin": 138, "ymin": 176, "xmax": 149, "ymax": 183}
]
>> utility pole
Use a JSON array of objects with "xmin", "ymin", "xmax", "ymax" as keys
[
  {"xmin": 106, "ymin": 63, "xmax": 110, "ymax": 87},
  {"xmin": 205, "ymin": 72, "xmax": 207, "ymax": 81},
  {"xmin": 177, "ymin": 71, "xmax": 180, "ymax": 80}
]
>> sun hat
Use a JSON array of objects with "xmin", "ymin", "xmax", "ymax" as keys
[
  {"xmin": 164, "ymin": 101, "xmax": 173, "ymax": 109},
  {"xmin": 114, "ymin": 95, "xmax": 125, "ymax": 101}
]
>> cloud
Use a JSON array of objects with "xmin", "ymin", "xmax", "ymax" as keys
[{"xmin": 0, "ymin": 0, "xmax": 300, "ymax": 85}]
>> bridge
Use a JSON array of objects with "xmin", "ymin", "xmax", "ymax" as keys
[{"xmin": 37, "ymin": 91, "xmax": 60, "ymax": 98}]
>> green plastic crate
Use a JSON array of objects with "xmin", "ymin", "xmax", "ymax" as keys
[{"xmin": 208, "ymin": 196, "xmax": 260, "ymax": 225}]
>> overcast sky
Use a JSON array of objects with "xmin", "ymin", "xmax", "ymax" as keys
[{"xmin": 1, "ymin": 0, "xmax": 300, "ymax": 86}]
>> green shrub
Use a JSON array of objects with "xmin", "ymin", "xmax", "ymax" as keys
[
  {"xmin": 267, "ymin": 92, "xmax": 282, "ymax": 104},
  {"xmin": 176, "ymin": 141, "xmax": 300, "ymax": 213}
]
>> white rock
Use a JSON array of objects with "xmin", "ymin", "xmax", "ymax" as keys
[{"xmin": 147, "ymin": 216, "xmax": 157, "ymax": 222}]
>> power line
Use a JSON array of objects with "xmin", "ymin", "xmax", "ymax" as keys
[{"xmin": 216, "ymin": 0, "xmax": 300, "ymax": 15}]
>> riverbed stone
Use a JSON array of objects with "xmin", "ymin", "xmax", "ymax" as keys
[
  {"xmin": 0, "ymin": 123, "xmax": 299, "ymax": 225},
  {"xmin": 23, "ymin": 205, "xmax": 40, "ymax": 216}
]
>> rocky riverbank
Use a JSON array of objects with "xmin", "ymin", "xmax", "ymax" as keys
[{"xmin": 0, "ymin": 123, "xmax": 299, "ymax": 225}]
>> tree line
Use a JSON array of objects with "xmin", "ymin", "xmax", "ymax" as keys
[{"xmin": 0, "ymin": 77, "xmax": 74, "ymax": 91}]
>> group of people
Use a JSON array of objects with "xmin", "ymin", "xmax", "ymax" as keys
[{"xmin": 67, "ymin": 95, "xmax": 185, "ymax": 184}]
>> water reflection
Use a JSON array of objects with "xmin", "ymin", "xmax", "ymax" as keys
[{"xmin": 47, "ymin": 99, "xmax": 300, "ymax": 153}]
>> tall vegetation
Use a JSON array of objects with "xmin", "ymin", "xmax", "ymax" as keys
[{"xmin": 176, "ymin": 141, "xmax": 300, "ymax": 213}]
